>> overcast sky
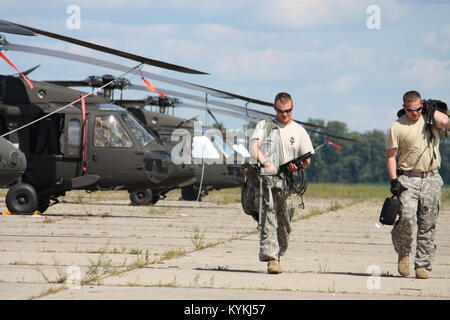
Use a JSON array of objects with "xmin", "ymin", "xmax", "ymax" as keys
[{"xmin": 1, "ymin": 0, "xmax": 449, "ymax": 134}]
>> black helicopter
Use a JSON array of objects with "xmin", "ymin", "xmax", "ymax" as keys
[
  {"xmin": 0, "ymin": 20, "xmax": 212, "ymax": 213},
  {"xmin": 0, "ymin": 74, "xmax": 200, "ymax": 213},
  {"xmin": 45, "ymin": 75, "xmax": 251, "ymax": 203}
]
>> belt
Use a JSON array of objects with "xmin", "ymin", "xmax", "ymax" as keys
[{"xmin": 397, "ymin": 169, "xmax": 437, "ymax": 178}]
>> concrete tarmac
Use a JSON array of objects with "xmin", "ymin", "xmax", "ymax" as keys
[{"xmin": 0, "ymin": 192, "xmax": 448, "ymax": 301}]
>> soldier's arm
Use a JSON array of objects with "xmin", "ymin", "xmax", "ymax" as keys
[
  {"xmin": 249, "ymin": 139, "xmax": 276, "ymax": 174},
  {"xmin": 386, "ymin": 148, "xmax": 398, "ymax": 180},
  {"xmin": 249, "ymin": 139, "xmax": 265, "ymax": 164},
  {"xmin": 433, "ymin": 109, "xmax": 449, "ymax": 130}
]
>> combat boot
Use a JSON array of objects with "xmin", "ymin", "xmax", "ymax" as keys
[
  {"xmin": 415, "ymin": 268, "xmax": 429, "ymax": 279},
  {"xmin": 267, "ymin": 259, "xmax": 282, "ymax": 274},
  {"xmin": 398, "ymin": 255, "xmax": 410, "ymax": 277}
]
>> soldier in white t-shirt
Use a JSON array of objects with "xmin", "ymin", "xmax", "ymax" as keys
[
  {"xmin": 249, "ymin": 92, "xmax": 314, "ymax": 274},
  {"xmin": 386, "ymin": 90, "xmax": 449, "ymax": 279}
]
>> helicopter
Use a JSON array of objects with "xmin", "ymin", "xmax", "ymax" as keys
[
  {"xmin": 43, "ymin": 75, "xmax": 246, "ymax": 204},
  {"xmin": 0, "ymin": 20, "xmax": 214, "ymax": 213},
  {"xmin": 0, "ymin": 74, "xmax": 201, "ymax": 213},
  {"xmin": 46, "ymin": 72, "xmax": 356, "ymax": 203}
]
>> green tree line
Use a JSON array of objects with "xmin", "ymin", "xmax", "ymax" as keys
[{"xmin": 304, "ymin": 118, "xmax": 449, "ymax": 185}]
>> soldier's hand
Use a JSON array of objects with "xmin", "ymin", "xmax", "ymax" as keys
[
  {"xmin": 300, "ymin": 159, "xmax": 310, "ymax": 169},
  {"xmin": 390, "ymin": 179, "xmax": 408, "ymax": 197},
  {"xmin": 287, "ymin": 163, "xmax": 298, "ymax": 172},
  {"xmin": 264, "ymin": 162, "xmax": 277, "ymax": 174}
]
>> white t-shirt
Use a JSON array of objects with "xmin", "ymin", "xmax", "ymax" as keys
[{"xmin": 251, "ymin": 119, "xmax": 314, "ymax": 165}]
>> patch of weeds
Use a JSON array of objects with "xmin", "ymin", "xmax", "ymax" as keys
[
  {"xmin": 37, "ymin": 267, "xmax": 68, "ymax": 284},
  {"xmin": 129, "ymin": 250, "xmax": 151, "ymax": 269},
  {"xmin": 81, "ymin": 254, "xmax": 118, "ymax": 285},
  {"xmin": 192, "ymin": 226, "xmax": 206, "ymax": 250},
  {"xmin": 148, "ymin": 205, "xmax": 166, "ymax": 215},
  {"xmin": 159, "ymin": 248, "xmax": 187, "ymax": 261},
  {"xmin": 329, "ymin": 201, "xmax": 343, "ymax": 211},
  {"xmin": 129, "ymin": 248, "xmax": 143, "ymax": 255},
  {"xmin": 42, "ymin": 217, "xmax": 56, "ymax": 224}
]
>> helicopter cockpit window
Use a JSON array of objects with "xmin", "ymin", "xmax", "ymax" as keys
[
  {"xmin": 94, "ymin": 115, "xmax": 132, "ymax": 148},
  {"xmin": 67, "ymin": 119, "xmax": 81, "ymax": 156},
  {"xmin": 121, "ymin": 113, "xmax": 155, "ymax": 147}
]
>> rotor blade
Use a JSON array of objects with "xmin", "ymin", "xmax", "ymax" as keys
[
  {"xmin": 116, "ymin": 98, "xmax": 356, "ymax": 141},
  {"xmin": 21, "ymin": 64, "xmax": 40, "ymax": 76},
  {"xmin": 127, "ymin": 84, "xmax": 326, "ymax": 129},
  {"xmin": 1, "ymin": 40, "xmax": 272, "ymax": 104},
  {"xmin": 3, "ymin": 20, "xmax": 207, "ymax": 75},
  {"xmin": 194, "ymin": 85, "xmax": 272, "ymax": 106},
  {"xmin": 178, "ymin": 102, "xmax": 261, "ymax": 122},
  {"xmin": 1, "ymin": 42, "xmax": 234, "ymax": 99},
  {"xmin": 46, "ymin": 80, "xmax": 90, "ymax": 87},
  {"xmin": 0, "ymin": 19, "xmax": 36, "ymax": 36},
  {"xmin": 9, "ymin": 64, "xmax": 40, "ymax": 77},
  {"xmin": 49, "ymin": 75, "xmax": 326, "ymax": 130},
  {"xmin": 177, "ymin": 103, "xmax": 355, "ymax": 141}
]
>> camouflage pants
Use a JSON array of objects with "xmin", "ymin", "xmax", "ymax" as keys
[
  {"xmin": 259, "ymin": 187, "xmax": 297, "ymax": 262},
  {"xmin": 392, "ymin": 174, "xmax": 443, "ymax": 270}
]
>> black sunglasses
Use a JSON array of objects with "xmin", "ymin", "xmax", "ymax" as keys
[
  {"xmin": 274, "ymin": 107, "xmax": 292, "ymax": 114},
  {"xmin": 405, "ymin": 106, "xmax": 423, "ymax": 113}
]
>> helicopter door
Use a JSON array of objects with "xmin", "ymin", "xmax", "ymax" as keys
[
  {"xmin": 61, "ymin": 114, "xmax": 86, "ymax": 178},
  {"xmin": 87, "ymin": 114, "xmax": 143, "ymax": 187},
  {"xmin": 26, "ymin": 114, "xmax": 65, "ymax": 189}
]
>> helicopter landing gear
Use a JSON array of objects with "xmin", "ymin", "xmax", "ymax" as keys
[
  {"xmin": 5, "ymin": 183, "xmax": 39, "ymax": 214},
  {"xmin": 181, "ymin": 185, "xmax": 202, "ymax": 201},
  {"xmin": 129, "ymin": 189, "xmax": 154, "ymax": 206},
  {"xmin": 5, "ymin": 183, "xmax": 62, "ymax": 215}
]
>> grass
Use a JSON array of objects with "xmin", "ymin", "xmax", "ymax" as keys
[
  {"xmin": 305, "ymin": 183, "xmax": 391, "ymax": 202},
  {"xmin": 196, "ymin": 183, "xmax": 450, "ymax": 206},
  {"xmin": 203, "ymin": 187, "xmax": 241, "ymax": 205},
  {"xmin": 1, "ymin": 183, "xmax": 448, "ymax": 205},
  {"xmin": 202, "ymin": 183, "xmax": 393, "ymax": 204}
]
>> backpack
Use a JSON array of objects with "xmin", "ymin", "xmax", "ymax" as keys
[{"xmin": 240, "ymin": 119, "xmax": 280, "ymax": 222}]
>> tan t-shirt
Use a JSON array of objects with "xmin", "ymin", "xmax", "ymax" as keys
[
  {"xmin": 386, "ymin": 114, "xmax": 441, "ymax": 172},
  {"xmin": 251, "ymin": 119, "xmax": 314, "ymax": 165}
]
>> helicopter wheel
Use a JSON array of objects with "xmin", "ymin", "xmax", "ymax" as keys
[
  {"xmin": 129, "ymin": 189, "xmax": 153, "ymax": 206},
  {"xmin": 5, "ymin": 183, "xmax": 39, "ymax": 214}
]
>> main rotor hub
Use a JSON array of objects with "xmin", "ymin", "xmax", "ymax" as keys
[{"xmin": 0, "ymin": 34, "xmax": 6, "ymax": 49}]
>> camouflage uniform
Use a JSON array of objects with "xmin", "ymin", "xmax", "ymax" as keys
[
  {"xmin": 249, "ymin": 118, "xmax": 314, "ymax": 264},
  {"xmin": 241, "ymin": 166, "xmax": 297, "ymax": 261},
  {"xmin": 392, "ymin": 173, "xmax": 443, "ymax": 270},
  {"xmin": 259, "ymin": 181, "xmax": 296, "ymax": 261},
  {"xmin": 386, "ymin": 104, "xmax": 448, "ymax": 274}
]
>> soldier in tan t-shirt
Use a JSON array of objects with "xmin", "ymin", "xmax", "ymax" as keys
[{"xmin": 386, "ymin": 90, "xmax": 449, "ymax": 279}]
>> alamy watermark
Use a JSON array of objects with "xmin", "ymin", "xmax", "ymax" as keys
[
  {"xmin": 66, "ymin": 265, "xmax": 81, "ymax": 289},
  {"xmin": 366, "ymin": 265, "xmax": 381, "ymax": 290},
  {"xmin": 366, "ymin": 5, "xmax": 381, "ymax": 30},
  {"xmin": 170, "ymin": 121, "xmax": 256, "ymax": 165},
  {"xmin": 66, "ymin": 5, "xmax": 81, "ymax": 30}
]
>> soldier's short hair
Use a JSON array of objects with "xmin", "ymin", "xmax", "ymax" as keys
[
  {"xmin": 274, "ymin": 92, "xmax": 293, "ymax": 106},
  {"xmin": 403, "ymin": 90, "xmax": 421, "ymax": 106}
]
